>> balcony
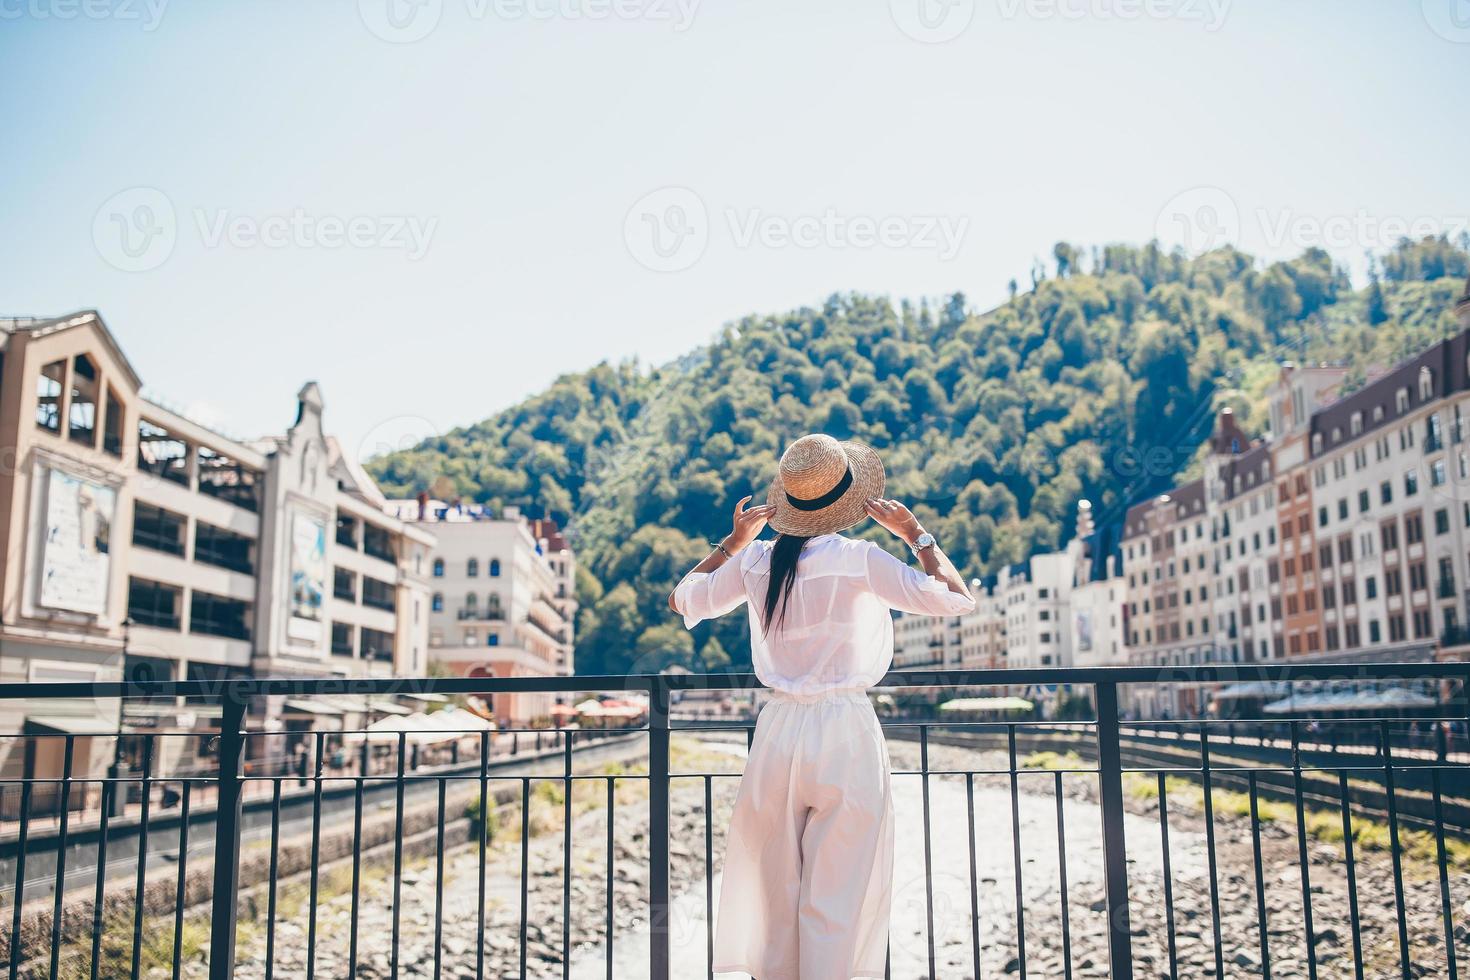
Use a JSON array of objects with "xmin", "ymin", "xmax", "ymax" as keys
[
  {"xmin": 457, "ymin": 607, "xmax": 505, "ymax": 621},
  {"xmin": 3, "ymin": 664, "xmax": 1468, "ymax": 980}
]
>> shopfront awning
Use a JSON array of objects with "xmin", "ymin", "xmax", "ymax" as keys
[
  {"xmin": 27, "ymin": 714, "xmax": 119, "ymax": 735},
  {"xmin": 283, "ymin": 698, "xmax": 346, "ymax": 716},
  {"xmin": 939, "ymin": 697, "xmax": 1035, "ymax": 713},
  {"xmin": 1262, "ymin": 687, "xmax": 1438, "ymax": 714},
  {"xmin": 369, "ymin": 700, "xmax": 414, "ymax": 716},
  {"xmin": 1210, "ymin": 682, "xmax": 1289, "ymax": 701}
]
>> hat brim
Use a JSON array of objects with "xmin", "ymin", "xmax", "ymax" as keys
[{"xmin": 766, "ymin": 441, "xmax": 885, "ymax": 537}]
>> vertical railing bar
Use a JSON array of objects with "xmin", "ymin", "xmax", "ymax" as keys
[
  {"xmin": 1156, "ymin": 773, "xmax": 1178, "ymax": 979},
  {"xmin": 606, "ymin": 775, "xmax": 615, "ymax": 980},
  {"xmin": 649, "ymin": 678, "xmax": 672, "ymax": 980},
  {"xmin": 921, "ymin": 724, "xmax": 936, "ymax": 980},
  {"xmin": 305, "ymin": 732, "xmax": 325, "ymax": 980},
  {"xmin": 169, "ymin": 780, "xmax": 192, "ymax": 980},
  {"xmin": 563, "ymin": 732, "xmax": 573, "ymax": 980},
  {"xmin": 263, "ymin": 778, "xmax": 282, "ymax": 980},
  {"xmin": 1093, "ymin": 683, "xmax": 1134, "ymax": 980},
  {"xmin": 434, "ymin": 778, "xmax": 446, "ymax": 980},
  {"xmin": 390, "ymin": 730, "xmax": 406, "ymax": 980},
  {"xmin": 348, "ymin": 772, "xmax": 363, "ymax": 980},
  {"xmin": 129, "ymin": 735, "xmax": 155, "ymax": 980},
  {"xmin": 1432, "ymin": 767, "xmax": 1459, "ymax": 980},
  {"xmin": 477, "ymin": 730, "xmax": 489, "ymax": 980},
  {"xmin": 704, "ymin": 774, "xmax": 714, "ymax": 980},
  {"xmin": 1007, "ymin": 725, "xmax": 1027, "ymax": 980},
  {"xmin": 47, "ymin": 734, "xmax": 75, "ymax": 980},
  {"xmin": 1053, "ymin": 770, "xmax": 1072, "ymax": 980},
  {"xmin": 207, "ymin": 692, "xmax": 247, "ymax": 980},
  {"xmin": 966, "ymin": 771, "xmax": 982, "ymax": 980},
  {"xmin": 1290, "ymin": 723, "xmax": 1319, "ymax": 980},
  {"xmin": 8, "ymin": 771, "xmax": 32, "ymax": 980},
  {"xmin": 1382, "ymin": 720, "xmax": 1412, "ymax": 976},
  {"xmin": 1198, "ymin": 724, "xmax": 1224, "ymax": 980},
  {"xmin": 520, "ymin": 777, "xmax": 531, "ymax": 980},
  {"xmin": 89, "ymin": 777, "xmax": 112, "ymax": 980},
  {"xmin": 1336, "ymin": 772, "xmax": 1364, "ymax": 980},
  {"xmin": 1248, "ymin": 772, "xmax": 1272, "ymax": 980}
]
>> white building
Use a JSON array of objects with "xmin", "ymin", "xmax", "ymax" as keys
[
  {"xmin": 390, "ymin": 499, "xmax": 576, "ymax": 727},
  {"xmin": 0, "ymin": 311, "xmax": 435, "ymax": 804}
]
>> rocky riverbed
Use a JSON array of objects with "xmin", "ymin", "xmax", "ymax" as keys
[{"xmin": 212, "ymin": 736, "xmax": 1470, "ymax": 979}]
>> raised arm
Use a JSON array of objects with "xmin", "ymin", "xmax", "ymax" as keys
[
  {"xmin": 862, "ymin": 498, "xmax": 975, "ymax": 614},
  {"xmin": 667, "ymin": 495, "xmax": 776, "ymax": 626}
]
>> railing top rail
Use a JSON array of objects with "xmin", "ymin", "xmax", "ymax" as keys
[{"xmin": 1, "ymin": 661, "xmax": 1466, "ymax": 701}]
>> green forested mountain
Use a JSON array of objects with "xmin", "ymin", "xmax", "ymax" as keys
[{"xmin": 369, "ymin": 238, "xmax": 1470, "ymax": 675}]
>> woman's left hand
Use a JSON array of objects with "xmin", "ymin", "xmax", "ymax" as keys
[{"xmin": 725, "ymin": 495, "xmax": 776, "ymax": 553}]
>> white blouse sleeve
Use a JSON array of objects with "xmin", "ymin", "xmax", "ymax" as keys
[
  {"xmin": 671, "ymin": 548, "xmax": 753, "ymax": 629},
  {"xmin": 862, "ymin": 540, "xmax": 976, "ymax": 616}
]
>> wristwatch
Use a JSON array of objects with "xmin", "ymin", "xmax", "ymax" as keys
[{"xmin": 909, "ymin": 531, "xmax": 936, "ymax": 557}]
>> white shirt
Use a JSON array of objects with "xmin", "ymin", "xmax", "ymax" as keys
[{"xmin": 672, "ymin": 533, "xmax": 977, "ymax": 695}]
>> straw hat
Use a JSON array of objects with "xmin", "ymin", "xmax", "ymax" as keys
[{"xmin": 766, "ymin": 434, "xmax": 885, "ymax": 536}]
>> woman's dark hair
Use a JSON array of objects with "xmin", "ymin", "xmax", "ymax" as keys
[{"xmin": 761, "ymin": 533, "xmax": 810, "ymax": 633}]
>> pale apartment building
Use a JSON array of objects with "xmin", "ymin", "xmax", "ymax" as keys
[
  {"xmin": 0, "ymin": 311, "xmax": 434, "ymax": 805},
  {"xmin": 390, "ymin": 499, "xmax": 576, "ymax": 727}
]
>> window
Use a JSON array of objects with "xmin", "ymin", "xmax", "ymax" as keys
[
  {"xmin": 1409, "ymin": 561, "xmax": 1427, "ymax": 592},
  {"xmin": 431, "ymin": 592, "xmax": 443, "ymax": 612},
  {"xmin": 1414, "ymin": 609, "xmax": 1432, "ymax": 640},
  {"xmin": 1366, "ymin": 576, "xmax": 1378, "ymax": 600},
  {"xmin": 1318, "ymin": 506, "xmax": 1329, "ymax": 527},
  {"xmin": 489, "ymin": 558, "xmax": 501, "ymax": 577},
  {"xmin": 1420, "ymin": 367, "xmax": 1434, "ymax": 401},
  {"xmin": 198, "ymin": 447, "xmax": 260, "ymax": 511},
  {"xmin": 1432, "ymin": 460, "xmax": 1447, "ymax": 487},
  {"xmin": 363, "ymin": 524, "xmax": 393, "ymax": 563},
  {"xmin": 1359, "ymin": 489, "xmax": 1370, "ymax": 513},
  {"xmin": 487, "ymin": 633, "xmax": 500, "ymax": 647},
  {"xmin": 189, "ymin": 590, "xmax": 251, "ymax": 640},
  {"xmin": 1405, "ymin": 513, "xmax": 1423, "ymax": 545},
  {"xmin": 467, "ymin": 558, "xmax": 480, "ymax": 577},
  {"xmin": 35, "ymin": 360, "xmax": 64, "ymax": 432},
  {"xmin": 1405, "ymin": 470, "xmax": 1419, "ymax": 497},
  {"xmin": 362, "ymin": 576, "xmax": 395, "ymax": 612},
  {"xmin": 334, "ymin": 567, "xmax": 356, "ymax": 601},
  {"xmin": 336, "ymin": 515, "xmax": 359, "ymax": 548},
  {"xmin": 102, "ymin": 387, "xmax": 124, "ymax": 456},
  {"xmin": 1382, "ymin": 522, "xmax": 1399, "ymax": 552},
  {"xmin": 432, "ymin": 558, "xmax": 444, "ymax": 577},
  {"xmin": 1338, "ymin": 499, "xmax": 1349, "ymax": 520},
  {"xmin": 68, "ymin": 354, "xmax": 99, "ymax": 446},
  {"xmin": 487, "ymin": 592, "xmax": 502, "ymax": 618},
  {"xmin": 1437, "ymin": 509, "xmax": 1451, "ymax": 535},
  {"xmin": 331, "ymin": 622, "xmax": 355, "ymax": 657},
  {"xmin": 1397, "ymin": 388, "xmax": 1410, "ymax": 414},
  {"xmin": 138, "ymin": 420, "xmax": 189, "ymax": 485},
  {"xmin": 194, "ymin": 522, "xmax": 254, "ymax": 574},
  {"xmin": 1351, "ymin": 412, "xmax": 1363, "ymax": 436},
  {"xmin": 1381, "ymin": 481, "xmax": 1393, "ymax": 506},
  {"xmin": 1369, "ymin": 620, "xmax": 1382, "ymax": 644},
  {"xmin": 1342, "ymin": 579, "xmax": 1357, "ymax": 604},
  {"xmin": 362, "ymin": 627, "xmax": 395, "ymax": 662},
  {"xmin": 1319, "ymin": 544, "xmax": 1333, "ymax": 569},
  {"xmin": 133, "ymin": 502, "xmax": 185, "ymax": 556},
  {"xmin": 128, "ymin": 577, "xmax": 181, "ymax": 630}
]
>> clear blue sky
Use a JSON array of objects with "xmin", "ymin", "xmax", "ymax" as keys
[{"xmin": 2, "ymin": 0, "xmax": 1466, "ymax": 461}]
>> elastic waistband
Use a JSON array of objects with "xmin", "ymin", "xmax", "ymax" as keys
[{"xmin": 768, "ymin": 687, "xmax": 870, "ymax": 705}]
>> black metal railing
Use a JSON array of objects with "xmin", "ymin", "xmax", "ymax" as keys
[{"xmin": 2, "ymin": 663, "xmax": 1470, "ymax": 979}]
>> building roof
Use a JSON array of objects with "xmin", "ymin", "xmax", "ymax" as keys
[
  {"xmin": 1, "ymin": 310, "xmax": 144, "ymax": 391},
  {"xmin": 1309, "ymin": 326, "xmax": 1470, "ymax": 458},
  {"xmin": 1221, "ymin": 442, "xmax": 1271, "ymax": 501},
  {"xmin": 1457, "ymin": 274, "xmax": 1470, "ymax": 319}
]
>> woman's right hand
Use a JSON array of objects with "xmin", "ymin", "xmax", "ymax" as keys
[
  {"xmin": 865, "ymin": 497, "xmax": 924, "ymax": 545},
  {"xmin": 725, "ymin": 495, "xmax": 776, "ymax": 553}
]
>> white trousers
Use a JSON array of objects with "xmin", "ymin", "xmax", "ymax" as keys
[{"xmin": 712, "ymin": 690, "xmax": 895, "ymax": 980}]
